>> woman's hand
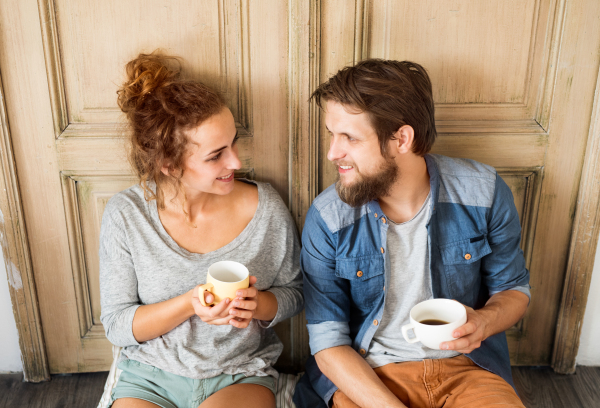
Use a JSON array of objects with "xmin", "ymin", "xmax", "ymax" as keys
[
  {"xmin": 228, "ymin": 276, "xmax": 259, "ymax": 329},
  {"xmin": 191, "ymin": 285, "xmax": 237, "ymax": 325}
]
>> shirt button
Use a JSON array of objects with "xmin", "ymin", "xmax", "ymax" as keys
[
  {"xmin": 380, "ymin": 247, "xmax": 385, "ymax": 254},
  {"xmin": 359, "ymin": 348, "xmax": 366, "ymax": 355},
  {"xmin": 373, "ymin": 320, "xmax": 378, "ymax": 326},
  {"xmin": 383, "ymin": 286, "xmax": 385, "ymax": 291},
  {"xmin": 357, "ymin": 271, "xmax": 363, "ymax": 277},
  {"xmin": 374, "ymin": 213, "xmax": 378, "ymax": 218},
  {"xmin": 382, "ymin": 218, "xmax": 387, "ymax": 224},
  {"xmin": 465, "ymin": 253, "xmax": 472, "ymax": 260}
]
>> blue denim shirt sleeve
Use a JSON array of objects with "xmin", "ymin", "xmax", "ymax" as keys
[
  {"xmin": 481, "ymin": 174, "xmax": 531, "ymax": 296},
  {"xmin": 301, "ymin": 206, "xmax": 353, "ymax": 354}
]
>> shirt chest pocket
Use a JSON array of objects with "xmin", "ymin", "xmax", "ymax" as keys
[
  {"xmin": 336, "ymin": 255, "xmax": 385, "ymax": 310},
  {"xmin": 439, "ymin": 235, "xmax": 492, "ymax": 297}
]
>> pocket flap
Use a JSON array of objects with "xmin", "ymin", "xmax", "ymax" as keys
[
  {"xmin": 439, "ymin": 236, "xmax": 492, "ymax": 265},
  {"xmin": 335, "ymin": 255, "xmax": 384, "ymax": 281}
]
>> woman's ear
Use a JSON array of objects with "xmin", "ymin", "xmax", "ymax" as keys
[
  {"xmin": 160, "ymin": 160, "xmax": 172, "ymax": 177},
  {"xmin": 390, "ymin": 125, "xmax": 415, "ymax": 155}
]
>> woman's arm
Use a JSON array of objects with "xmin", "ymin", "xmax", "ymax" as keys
[{"xmin": 132, "ymin": 288, "xmax": 241, "ymax": 342}]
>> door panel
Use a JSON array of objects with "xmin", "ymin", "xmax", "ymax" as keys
[
  {"xmin": 317, "ymin": 0, "xmax": 600, "ymax": 365},
  {"xmin": 0, "ymin": 0, "xmax": 295, "ymax": 373},
  {"xmin": 0, "ymin": 0, "xmax": 598, "ymax": 374}
]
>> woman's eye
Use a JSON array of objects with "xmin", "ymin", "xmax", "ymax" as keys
[{"xmin": 208, "ymin": 153, "xmax": 221, "ymax": 162}]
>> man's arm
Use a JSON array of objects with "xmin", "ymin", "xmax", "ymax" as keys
[
  {"xmin": 444, "ymin": 174, "xmax": 530, "ymax": 352},
  {"xmin": 441, "ymin": 290, "xmax": 529, "ymax": 353},
  {"xmin": 315, "ymin": 346, "xmax": 406, "ymax": 408}
]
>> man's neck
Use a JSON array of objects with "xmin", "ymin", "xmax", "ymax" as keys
[{"xmin": 378, "ymin": 155, "xmax": 430, "ymax": 224}]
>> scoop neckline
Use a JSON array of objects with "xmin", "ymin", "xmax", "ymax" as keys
[{"xmin": 146, "ymin": 180, "xmax": 265, "ymax": 260}]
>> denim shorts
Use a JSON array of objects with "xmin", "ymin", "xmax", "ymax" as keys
[{"xmin": 109, "ymin": 359, "xmax": 276, "ymax": 408}]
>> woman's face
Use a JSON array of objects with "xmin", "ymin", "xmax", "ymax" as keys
[{"xmin": 176, "ymin": 107, "xmax": 242, "ymax": 196}]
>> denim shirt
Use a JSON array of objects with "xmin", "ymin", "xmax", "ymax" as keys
[{"xmin": 294, "ymin": 154, "xmax": 531, "ymax": 407}]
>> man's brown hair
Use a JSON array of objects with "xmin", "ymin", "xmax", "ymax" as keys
[{"xmin": 311, "ymin": 59, "xmax": 436, "ymax": 156}]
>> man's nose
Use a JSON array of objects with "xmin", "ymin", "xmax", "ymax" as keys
[{"xmin": 327, "ymin": 136, "xmax": 345, "ymax": 162}]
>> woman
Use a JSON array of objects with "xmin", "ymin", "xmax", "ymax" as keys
[{"xmin": 100, "ymin": 52, "xmax": 303, "ymax": 408}]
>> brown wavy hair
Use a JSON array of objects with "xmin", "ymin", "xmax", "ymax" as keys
[
  {"xmin": 117, "ymin": 50, "xmax": 225, "ymax": 209},
  {"xmin": 311, "ymin": 59, "xmax": 436, "ymax": 157}
]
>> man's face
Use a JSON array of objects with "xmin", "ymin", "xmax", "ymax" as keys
[{"xmin": 325, "ymin": 100, "xmax": 399, "ymax": 207}]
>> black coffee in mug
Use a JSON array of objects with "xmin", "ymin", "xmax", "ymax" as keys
[{"xmin": 419, "ymin": 319, "xmax": 449, "ymax": 325}]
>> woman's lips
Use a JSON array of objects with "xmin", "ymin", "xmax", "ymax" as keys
[{"xmin": 216, "ymin": 172, "xmax": 234, "ymax": 182}]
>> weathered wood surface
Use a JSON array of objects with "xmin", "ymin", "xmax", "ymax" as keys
[{"xmin": 1, "ymin": 367, "xmax": 599, "ymax": 408}]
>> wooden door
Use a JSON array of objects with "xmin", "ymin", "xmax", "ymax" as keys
[
  {"xmin": 316, "ymin": 0, "xmax": 600, "ymax": 365},
  {"xmin": 0, "ymin": 0, "xmax": 304, "ymax": 374},
  {"xmin": 1, "ymin": 0, "xmax": 599, "ymax": 377}
]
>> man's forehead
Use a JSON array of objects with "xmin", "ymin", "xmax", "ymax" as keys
[{"xmin": 324, "ymin": 100, "xmax": 375, "ymax": 134}]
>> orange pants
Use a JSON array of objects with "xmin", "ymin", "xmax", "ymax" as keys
[{"xmin": 332, "ymin": 355, "xmax": 525, "ymax": 408}]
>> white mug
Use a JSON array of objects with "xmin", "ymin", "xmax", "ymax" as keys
[{"xmin": 401, "ymin": 299, "xmax": 467, "ymax": 350}]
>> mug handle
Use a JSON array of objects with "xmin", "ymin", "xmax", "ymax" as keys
[
  {"xmin": 401, "ymin": 323, "xmax": 420, "ymax": 344},
  {"xmin": 197, "ymin": 283, "xmax": 215, "ymax": 307}
]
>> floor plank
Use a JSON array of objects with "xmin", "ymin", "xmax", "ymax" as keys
[
  {"xmin": 0, "ymin": 366, "xmax": 598, "ymax": 407},
  {"xmin": 0, "ymin": 372, "xmax": 107, "ymax": 408},
  {"xmin": 512, "ymin": 366, "xmax": 600, "ymax": 408}
]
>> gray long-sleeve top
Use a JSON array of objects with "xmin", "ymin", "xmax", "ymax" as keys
[{"xmin": 99, "ymin": 180, "xmax": 303, "ymax": 379}]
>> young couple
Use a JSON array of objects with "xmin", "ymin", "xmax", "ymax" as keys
[{"xmin": 101, "ymin": 52, "xmax": 530, "ymax": 408}]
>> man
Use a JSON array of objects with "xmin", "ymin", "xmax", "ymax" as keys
[{"xmin": 293, "ymin": 60, "xmax": 530, "ymax": 408}]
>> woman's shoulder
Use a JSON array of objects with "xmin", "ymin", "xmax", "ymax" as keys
[{"xmin": 103, "ymin": 183, "xmax": 150, "ymax": 223}]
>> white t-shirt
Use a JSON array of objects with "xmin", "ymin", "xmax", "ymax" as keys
[{"xmin": 366, "ymin": 192, "xmax": 459, "ymax": 368}]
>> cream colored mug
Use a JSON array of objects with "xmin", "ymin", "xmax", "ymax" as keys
[{"xmin": 198, "ymin": 261, "xmax": 250, "ymax": 306}]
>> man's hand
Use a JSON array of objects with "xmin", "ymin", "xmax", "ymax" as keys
[
  {"xmin": 440, "ymin": 305, "xmax": 487, "ymax": 353},
  {"xmin": 439, "ymin": 291, "xmax": 529, "ymax": 354}
]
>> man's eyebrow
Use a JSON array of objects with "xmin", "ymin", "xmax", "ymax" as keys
[
  {"xmin": 205, "ymin": 131, "xmax": 238, "ymax": 156},
  {"xmin": 325, "ymin": 126, "xmax": 359, "ymax": 139}
]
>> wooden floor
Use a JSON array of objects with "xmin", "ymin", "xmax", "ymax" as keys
[{"xmin": 0, "ymin": 366, "xmax": 599, "ymax": 407}]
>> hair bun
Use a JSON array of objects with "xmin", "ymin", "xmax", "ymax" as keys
[{"xmin": 117, "ymin": 51, "xmax": 181, "ymax": 113}]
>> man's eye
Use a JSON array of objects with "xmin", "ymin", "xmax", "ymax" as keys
[{"xmin": 232, "ymin": 134, "xmax": 240, "ymax": 145}]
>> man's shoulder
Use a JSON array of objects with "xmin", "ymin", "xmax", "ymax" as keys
[
  {"xmin": 310, "ymin": 184, "xmax": 369, "ymax": 234},
  {"xmin": 429, "ymin": 154, "xmax": 498, "ymax": 209},
  {"xmin": 429, "ymin": 154, "xmax": 496, "ymax": 180}
]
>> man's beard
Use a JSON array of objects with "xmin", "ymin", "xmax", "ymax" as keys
[{"xmin": 335, "ymin": 157, "xmax": 399, "ymax": 207}]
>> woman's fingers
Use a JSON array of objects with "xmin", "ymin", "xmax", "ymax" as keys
[
  {"xmin": 229, "ymin": 308, "xmax": 254, "ymax": 319},
  {"xmin": 232, "ymin": 299, "xmax": 257, "ymax": 311},
  {"xmin": 235, "ymin": 286, "xmax": 258, "ymax": 299},
  {"xmin": 229, "ymin": 317, "xmax": 251, "ymax": 329}
]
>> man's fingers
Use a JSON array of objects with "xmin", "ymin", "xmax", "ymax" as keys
[
  {"xmin": 453, "ymin": 321, "xmax": 477, "ymax": 338},
  {"xmin": 441, "ymin": 333, "xmax": 479, "ymax": 351}
]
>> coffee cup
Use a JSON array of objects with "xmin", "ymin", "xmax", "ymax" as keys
[
  {"xmin": 197, "ymin": 261, "xmax": 250, "ymax": 306},
  {"xmin": 401, "ymin": 299, "xmax": 467, "ymax": 350}
]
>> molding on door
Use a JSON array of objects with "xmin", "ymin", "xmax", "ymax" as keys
[
  {"xmin": 288, "ymin": 0, "xmax": 319, "ymax": 371},
  {"xmin": 0, "ymin": 71, "xmax": 50, "ymax": 382},
  {"xmin": 552, "ymin": 62, "xmax": 600, "ymax": 374},
  {"xmin": 37, "ymin": 0, "xmax": 67, "ymax": 138}
]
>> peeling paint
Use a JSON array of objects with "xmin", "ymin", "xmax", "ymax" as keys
[{"xmin": 7, "ymin": 260, "xmax": 22, "ymax": 291}]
